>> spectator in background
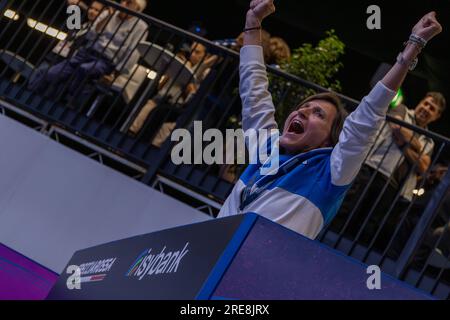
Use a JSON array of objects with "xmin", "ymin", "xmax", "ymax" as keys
[
  {"xmin": 30, "ymin": 0, "xmax": 148, "ymax": 103},
  {"xmin": 28, "ymin": 0, "xmax": 108, "ymax": 87},
  {"xmin": 52, "ymin": 0, "xmax": 108, "ymax": 59},
  {"xmin": 128, "ymin": 41, "xmax": 217, "ymax": 146},
  {"xmin": 332, "ymin": 92, "xmax": 446, "ymax": 246}
]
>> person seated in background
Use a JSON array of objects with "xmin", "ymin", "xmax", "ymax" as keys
[
  {"xmin": 128, "ymin": 41, "xmax": 217, "ymax": 146},
  {"xmin": 52, "ymin": 0, "xmax": 109, "ymax": 60},
  {"xmin": 29, "ymin": 0, "xmax": 149, "ymax": 104},
  {"xmin": 331, "ymin": 92, "xmax": 446, "ymax": 245},
  {"xmin": 217, "ymin": 0, "xmax": 442, "ymax": 239},
  {"xmin": 28, "ymin": 0, "xmax": 108, "ymax": 87}
]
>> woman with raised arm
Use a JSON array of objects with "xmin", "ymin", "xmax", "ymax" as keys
[{"xmin": 218, "ymin": 0, "xmax": 443, "ymax": 239}]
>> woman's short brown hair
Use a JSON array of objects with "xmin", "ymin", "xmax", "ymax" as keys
[{"xmin": 294, "ymin": 92, "xmax": 348, "ymax": 147}]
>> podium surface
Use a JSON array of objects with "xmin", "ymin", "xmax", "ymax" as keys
[{"xmin": 47, "ymin": 214, "xmax": 432, "ymax": 300}]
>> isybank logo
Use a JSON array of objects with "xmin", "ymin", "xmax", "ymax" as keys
[{"xmin": 125, "ymin": 242, "xmax": 190, "ymax": 280}]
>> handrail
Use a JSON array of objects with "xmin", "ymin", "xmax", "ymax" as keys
[{"xmin": 387, "ymin": 115, "xmax": 450, "ymax": 145}]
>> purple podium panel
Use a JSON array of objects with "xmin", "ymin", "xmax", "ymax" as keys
[
  {"xmin": 0, "ymin": 243, "xmax": 58, "ymax": 300},
  {"xmin": 212, "ymin": 217, "xmax": 432, "ymax": 300}
]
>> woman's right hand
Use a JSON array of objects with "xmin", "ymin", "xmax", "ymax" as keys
[{"xmin": 246, "ymin": 0, "xmax": 276, "ymax": 27}]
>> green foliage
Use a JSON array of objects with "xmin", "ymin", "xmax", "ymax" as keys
[{"xmin": 269, "ymin": 30, "xmax": 345, "ymax": 124}]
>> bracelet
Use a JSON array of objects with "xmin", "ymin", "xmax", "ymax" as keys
[
  {"xmin": 403, "ymin": 34, "xmax": 427, "ymax": 53},
  {"xmin": 243, "ymin": 26, "xmax": 262, "ymax": 33},
  {"xmin": 409, "ymin": 34, "xmax": 427, "ymax": 48}
]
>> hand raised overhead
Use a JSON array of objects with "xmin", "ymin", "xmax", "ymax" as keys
[
  {"xmin": 412, "ymin": 11, "xmax": 442, "ymax": 42},
  {"xmin": 246, "ymin": 0, "xmax": 276, "ymax": 26}
]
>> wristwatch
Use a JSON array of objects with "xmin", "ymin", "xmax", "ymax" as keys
[{"xmin": 397, "ymin": 52, "xmax": 418, "ymax": 71}]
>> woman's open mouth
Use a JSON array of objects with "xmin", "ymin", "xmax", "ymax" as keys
[{"xmin": 288, "ymin": 119, "xmax": 305, "ymax": 135}]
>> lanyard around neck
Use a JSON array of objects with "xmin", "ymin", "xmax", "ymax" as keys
[{"xmin": 239, "ymin": 156, "xmax": 304, "ymax": 211}]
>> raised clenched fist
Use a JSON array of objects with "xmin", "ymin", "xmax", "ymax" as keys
[
  {"xmin": 412, "ymin": 11, "xmax": 443, "ymax": 42},
  {"xmin": 246, "ymin": 0, "xmax": 276, "ymax": 25}
]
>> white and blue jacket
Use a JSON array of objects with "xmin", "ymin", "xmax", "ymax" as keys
[{"xmin": 218, "ymin": 46, "xmax": 396, "ymax": 239}]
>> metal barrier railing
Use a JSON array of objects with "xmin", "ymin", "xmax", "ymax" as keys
[{"xmin": 0, "ymin": 0, "xmax": 449, "ymax": 299}]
